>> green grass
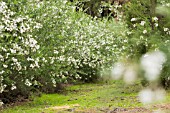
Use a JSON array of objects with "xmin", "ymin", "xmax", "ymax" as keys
[{"xmin": 2, "ymin": 80, "xmax": 170, "ymax": 113}]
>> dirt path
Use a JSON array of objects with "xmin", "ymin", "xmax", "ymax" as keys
[{"xmin": 47, "ymin": 103, "xmax": 170, "ymax": 113}]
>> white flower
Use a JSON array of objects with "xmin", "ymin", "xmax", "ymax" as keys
[
  {"xmin": 54, "ymin": 50, "xmax": 59, "ymax": 54},
  {"xmin": 35, "ymin": 45, "xmax": 40, "ymax": 50},
  {"xmin": 34, "ymin": 23, "xmax": 42, "ymax": 29},
  {"xmin": 164, "ymin": 28, "xmax": 169, "ymax": 32},
  {"xmin": 1, "ymin": 47, "xmax": 7, "ymax": 52},
  {"xmin": 12, "ymin": 57, "xmax": 18, "ymax": 62},
  {"xmin": 30, "ymin": 64, "xmax": 34, "ymax": 68},
  {"xmin": 25, "ymin": 79, "xmax": 32, "ymax": 86},
  {"xmin": 153, "ymin": 17, "xmax": 158, "ymax": 21},
  {"xmin": 166, "ymin": 3, "xmax": 170, "ymax": 7},
  {"xmin": 10, "ymin": 49, "xmax": 16, "ymax": 53},
  {"xmin": 124, "ymin": 40, "xmax": 128, "ymax": 43},
  {"xmin": 29, "ymin": 38, "xmax": 37, "ymax": 47},
  {"xmin": 140, "ymin": 36, "xmax": 144, "ymax": 39},
  {"xmin": 27, "ymin": 57, "xmax": 34, "ymax": 61},
  {"xmin": 154, "ymin": 23, "xmax": 158, "ymax": 27},
  {"xmin": 133, "ymin": 24, "xmax": 136, "ymax": 27},
  {"xmin": 11, "ymin": 85, "xmax": 17, "ymax": 90},
  {"xmin": 3, "ymin": 64, "xmax": 8, "ymax": 68},
  {"xmin": 139, "ymin": 88, "xmax": 166, "ymax": 104},
  {"xmin": 35, "ymin": 61, "xmax": 40, "ymax": 68},
  {"xmin": 0, "ymin": 84, "xmax": 7, "ymax": 93},
  {"xmin": 140, "ymin": 21, "xmax": 146, "ymax": 26},
  {"xmin": 131, "ymin": 18, "xmax": 137, "ymax": 22},
  {"xmin": 127, "ymin": 31, "xmax": 132, "ymax": 35},
  {"xmin": 34, "ymin": 80, "xmax": 38, "ymax": 85},
  {"xmin": 24, "ymin": 50, "xmax": 29, "ymax": 55},
  {"xmin": 143, "ymin": 30, "xmax": 147, "ymax": 34},
  {"xmin": 15, "ymin": 17, "xmax": 23, "ymax": 22},
  {"xmin": 0, "ymin": 71, "xmax": 5, "ymax": 74}
]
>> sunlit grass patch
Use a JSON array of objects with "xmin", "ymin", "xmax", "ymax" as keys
[
  {"xmin": 2, "ymin": 80, "xmax": 145, "ymax": 113},
  {"xmin": 2, "ymin": 80, "xmax": 170, "ymax": 113}
]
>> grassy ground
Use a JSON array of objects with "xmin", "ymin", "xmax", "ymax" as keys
[{"xmin": 1, "ymin": 80, "xmax": 170, "ymax": 113}]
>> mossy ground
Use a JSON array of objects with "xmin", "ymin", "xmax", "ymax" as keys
[{"xmin": 2, "ymin": 80, "xmax": 170, "ymax": 113}]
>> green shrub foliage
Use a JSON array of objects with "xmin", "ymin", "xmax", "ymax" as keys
[
  {"xmin": 0, "ymin": 1, "xmax": 42, "ymax": 103},
  {"xmin": 0, "ymin": 0, "xmax": 127, "ymax": 102},
  {"xmin": 0, "ymin": 0, "xmax": 169, "ymax": 104}
]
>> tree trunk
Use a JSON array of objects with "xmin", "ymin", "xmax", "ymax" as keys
[
  {"xmin": 150, "ymin": 0, "xmax": 157, "ymax": 16},
  {"xmin": 150, "ymin": 0, "xmax": 157, "ymax": 30}
]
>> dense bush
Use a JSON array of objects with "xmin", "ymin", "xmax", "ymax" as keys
[
  {"xmin": 26, "ymin": 0, "xmax": 127, "ymax": 83},
  {"xmin": 0, "ymin": 1, "xmax": 42, "ymax": 103},
  {"xmin": 0, "ymin": 0, "xmax": 127, "ymax": 103},
  {"xmin": 0, "ymin": 0, "xmax": 169, "ymax": 104}
]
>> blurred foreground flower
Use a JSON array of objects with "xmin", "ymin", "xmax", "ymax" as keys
[
  {"xmin": 123, "ymin": 66, "xmax": 137, "ymax": 84},
  {"xmin": 111, "ymin": 62, "xmax": 125, "ymax": 80},
  {"xmin": 138, "ymin": 88, "xmax": 166, "ymax": 104},
  {"xmin": 111, "ymin": 62, "xmax": 137, "ymax": 84},
  {"xmin": 140, "ymin": 51, "xmax": 166, "ymax": 81}
]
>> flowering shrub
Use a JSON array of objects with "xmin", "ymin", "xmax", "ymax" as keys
[
  {"xmin": 0, "ymin": 1, "xmax": 42, "ymax": 102},
  {"xmin": 25, "ymin": 0, "xmax": 127, "ymax": 85},
  {"xmin": 0, "ymin": 0, "xmax": 128, "ymax": 102},
  {"xmin": 0, "ymin": 0, "xmax": 169, "ymax": 104}
]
